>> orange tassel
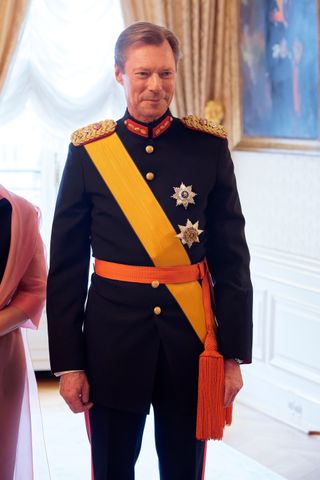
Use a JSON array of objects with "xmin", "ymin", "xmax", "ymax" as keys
[
  {"xmin": 196, "ymin": 330, "xmax": 233, "ymax": 441},
  {"xmin": 196, "ymin": 260, "xmax": 233, "ymax": 441}
]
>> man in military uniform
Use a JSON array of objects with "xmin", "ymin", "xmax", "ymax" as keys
[{"xmin": 47, "ymin": 22, "xmax": 252, "ymax": 480}]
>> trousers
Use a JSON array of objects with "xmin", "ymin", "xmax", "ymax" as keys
[{"xmin": 87, "ymin": 343, "xmax": 206, "ymax": 480}]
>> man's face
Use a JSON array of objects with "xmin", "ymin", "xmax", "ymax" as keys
[{"xmin": 115, "ymin": 40, "xmax": 177, "ymax": 123}]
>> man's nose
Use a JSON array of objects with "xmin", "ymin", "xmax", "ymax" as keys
[{"xmin": 148, "ymin": 73, "xmax": 161, "ymax": 91}]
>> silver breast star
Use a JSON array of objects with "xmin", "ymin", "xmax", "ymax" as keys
[
  {"xmin": 171, "ymin": 182, "xmax": 197, "ymax": 209},
  {"xmin": 176, "ymin": 219, "xmax": 203, "ymax": 248}
]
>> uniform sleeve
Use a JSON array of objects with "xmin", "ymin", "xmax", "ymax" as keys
[
  {"xmin": 206, "ymin": 139, "xmax": 253, "ymax": 363},
  {"xmin": 47, "ymin": 144, "xmax": 91, "ymax": 372}
]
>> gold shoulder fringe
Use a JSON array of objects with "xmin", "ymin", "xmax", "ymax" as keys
[
  {"xmin": 71, "ymin": 120, "xmax": 117, "ymax": 146},
  {"xmin": 181, "ymin": 115, "xmax": 227, "ymax": 139}
]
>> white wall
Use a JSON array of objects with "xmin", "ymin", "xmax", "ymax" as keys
[{"xmin": 234, "ymin": 148, "xmax": 320, "ymax": 432}]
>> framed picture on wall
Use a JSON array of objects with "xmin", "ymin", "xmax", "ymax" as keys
[{"xmin": 231, "ymin": 0, "xmax": 320, "ymax": 153}]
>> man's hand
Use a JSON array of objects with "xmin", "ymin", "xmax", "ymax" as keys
[
  {"xmin": 224, "ymin": 359, "xmax": 243, "ymax": 407},
  {"xmin": 59, "ymin": 371, "xmax": 93, "ymax": 413}
]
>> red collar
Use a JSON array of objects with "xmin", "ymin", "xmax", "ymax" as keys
[{"xmin": 124, "ymin": 115, "xmax": 173, "ymax": 139}]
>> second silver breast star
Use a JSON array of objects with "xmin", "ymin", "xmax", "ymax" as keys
[
  {"xmin": 171, "ymin": 182, "xmax": 197, "ymax": 209},
  {"xmin": 176, "ymin": 219, "xmax": 203, "ymax": 248}
]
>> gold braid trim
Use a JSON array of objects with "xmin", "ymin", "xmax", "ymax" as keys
[
  {"xmin": 181, "ymin": 115, "xmax": 227, "ymax": 139},
  {"xmin": 71, "ymin": 120, "xmax": 117, "ymax": 146}
]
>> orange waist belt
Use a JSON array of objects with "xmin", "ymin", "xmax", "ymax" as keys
[
  {"xmin": 95, "ymin": 258, "xmax": 208, "ymax": 288},
  {"xmin": 95, "ymin": 257, "xmax": 214, "ymax": 338},
  {"xmin": 94, "ymin": 258, "xmax": 232, "ymax": 441}
]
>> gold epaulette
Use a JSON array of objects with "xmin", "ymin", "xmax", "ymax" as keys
[
  {"xmin": 71, "ymin": 120, "xmax": 117, "ymax": 146},
  {"xmin": 181, "ymin": 115, "xmax": 227, "ymax": 139}
]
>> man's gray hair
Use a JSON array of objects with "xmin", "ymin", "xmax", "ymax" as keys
[{"xmin": 115, "ymin": 21, "xmax": 182, "ymax": 72}]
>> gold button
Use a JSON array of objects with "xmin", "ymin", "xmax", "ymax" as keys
[
  {"xmin": 146, "ymin": 172, "xmax": 155, "ymax": 181},
  {"xmin": 154, "ymin": 306, "xmax": 161, "ymax": 315},
  {"xmin": 145, "ymin": 145, "xmax": 154, "ymax": 154},
  {"xmin": 151, "ymin": 280, "xmax": 160, "ymax": 288}
]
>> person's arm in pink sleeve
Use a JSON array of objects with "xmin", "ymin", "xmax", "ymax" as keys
[
  {"xmin": 0, "ymin": 304, "xmax": 29, "ymax": 336},
  {"xmin": 4, "ymin": 234, "xmax": 47, "ymax": 332}
]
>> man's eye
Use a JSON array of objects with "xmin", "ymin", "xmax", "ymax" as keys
[
  {"xmin": 136, "ymin": 72, "xmax": 149, "ymax": 77},
  {"xmin": 161, "ymin": 71, "xmax": 174, "ymax": 78}
]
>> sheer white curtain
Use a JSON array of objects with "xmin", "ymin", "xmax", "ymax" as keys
[
  {"xmin": 0, "ymin": 0, "xmax": 125, "ymax": 132},
  {"xmin": 0, "ymin": 0, "xmax": 125, "ymax": 246}
]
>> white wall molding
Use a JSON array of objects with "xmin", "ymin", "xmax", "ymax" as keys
[
  {"xmin": 239, "ymin": 368, "xmax": 320, "ymax": 433},
  {"xmin": 250, "ymin": 245, "xmax": 320, "ymax": 284},
  {"xmin": 269, "ymin": 294, "xmax": 320, "ymax": 384},
  {"xmin": 239, "ymin": 243, "xmax": 320, "ymax": 433}
]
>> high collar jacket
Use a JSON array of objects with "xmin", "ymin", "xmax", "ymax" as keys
[{"xmin": 47, "ymin": 111, "xmax": 253, "ymax": 414}]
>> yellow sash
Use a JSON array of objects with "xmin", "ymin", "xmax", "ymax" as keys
[{"xmin": 85, "ymin": 133, "xmax": 206, "ymax": 342}]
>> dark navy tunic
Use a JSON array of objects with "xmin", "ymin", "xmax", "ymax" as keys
[{"xmin": 47, "ymin": 110, "xmax": 253, "ymax": 414}]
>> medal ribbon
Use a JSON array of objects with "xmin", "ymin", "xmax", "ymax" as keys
[{"xmin": 85, "ymin": 133, "xmax": 207, "ymax": 342}]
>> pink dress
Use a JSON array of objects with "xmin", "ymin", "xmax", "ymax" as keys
[{"xmin": 0, "ymin": 185, "xmax": 47, "ymax": 480}]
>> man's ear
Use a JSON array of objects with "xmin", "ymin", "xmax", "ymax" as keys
[{"xmin": 115, "ymin": 64, "xmax": 123, "ymax": 85}]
